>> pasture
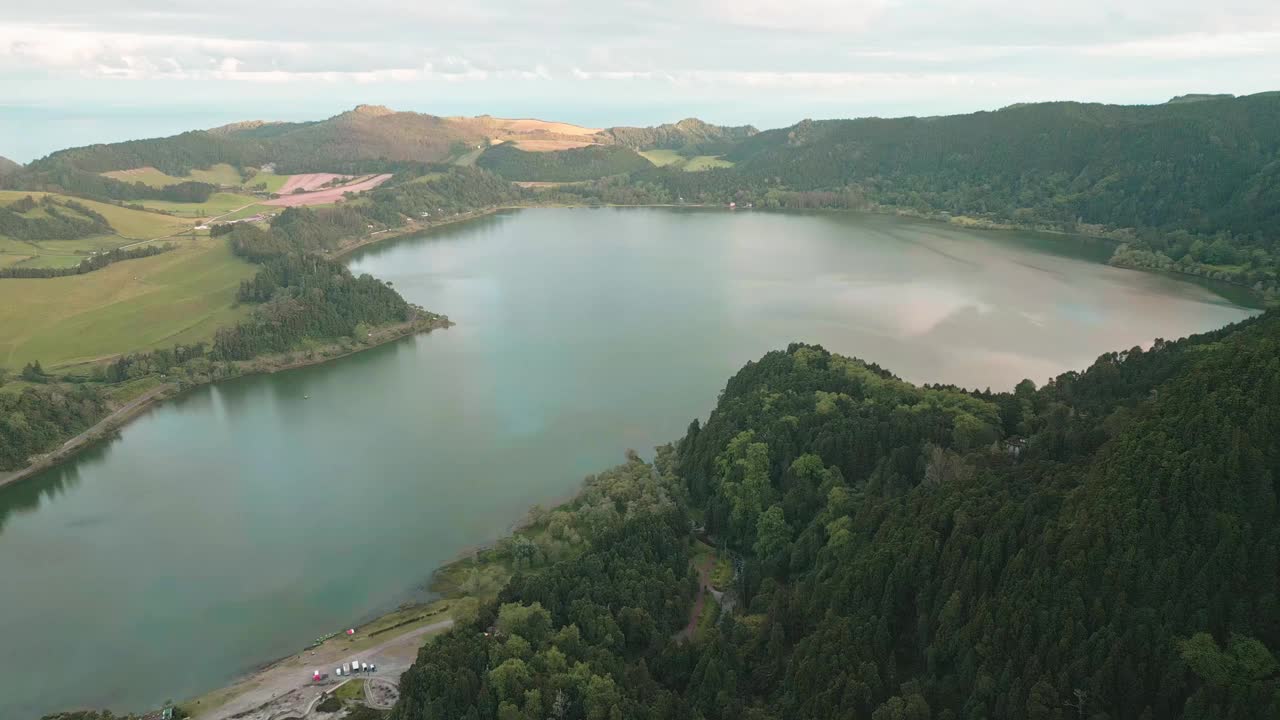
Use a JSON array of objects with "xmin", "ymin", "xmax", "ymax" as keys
[
  {"xmin": 0, "ymin": 236, "xmax": 255, "ymax": 369},
  {"xmin": 639, "ymin": 149, "xmax": 683, "ymax": 167},
  {"xmin": 103, "ymin": 163, "xmax": 245, "ymax": 188},
  {"xmin": 638, "ymin": 150, "xmax": 735, "ymax": 171},
  {"xmin": 683, "ymin": 155, "xmax": 734, "ymax": 171},
  {"xmin": 0, "ymin": 191, "xmax": 197, "ymax": 268},
  {"xmin": 136, "ymin": 192, "xmax": 262, "ymax": 219}
]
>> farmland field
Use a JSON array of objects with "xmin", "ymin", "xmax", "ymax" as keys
[
  {"xmin": 186, "ymin": 164, "xmax": 245, "ymax": 186},
  {"xmin": 682, "ymin": 155, "xmax": 734, "ymax": 171},
  {"xmin": 103, "ymin": 163, "xmax": 245, "ymax": 188},
  {"xmin": 638, "ymin": 150, "xmax": 734, "ymax": 171},
  {"xmin": 136, "ymin": 192, "xmax": 261, "ymax": 218},
  {"xmin": 0, "ymin": 192, "xmax": 197, "ymax": 268},
  {"xmin": 638, "ymin": 149, "xmax": 683, "ymax": 166},
  {"xmin": 0, "ymin": 191, "xmax": 192, "ymax": 239},
  {"xmin": 247, "ymin": 172, "xmax": 291, "ymax": 193},
  {"xmin": 0, "ymin": 236, "xmax": 255, "ymax": 369}
]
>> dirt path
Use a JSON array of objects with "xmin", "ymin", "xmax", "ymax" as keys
[
  {"xmin": 677, "ymin": 556, "xmax": 715, "ymax": 642},
  {"xmin": 0, "ymin": 384, "xmax": 172, "ymax": 489},
  {"xmin": 194, "ymin": 618, "xmax": 453, "ymax": 720}
]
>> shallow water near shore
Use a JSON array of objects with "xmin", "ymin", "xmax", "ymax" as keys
[{"xmin": 0, "ymin": 208, "xmax": 1254, "ymax": 718}]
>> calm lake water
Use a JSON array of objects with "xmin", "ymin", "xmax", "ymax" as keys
[{"xmin": 0, "ymin": 208, "xmax": 1254, "ymax": 718}]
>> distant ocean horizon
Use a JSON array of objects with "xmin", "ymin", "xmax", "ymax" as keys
[
  {"xmin": 0, "ymin": 105, "xmax": 316, "ymax": 164},
  {"xmin": 0, "ymin": 100, "xmax": 729, "ymax": 164}
]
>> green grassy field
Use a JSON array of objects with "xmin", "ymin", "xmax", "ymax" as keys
[
  {"xmin": 0, "ymin": 236, "xmax": 255, "ymax": 368},
  {"xmin": 103, "ymin": 163, "xmax": 245, "ymax": 188},
  {"xmin": 639, "ymin": 149, "xmax": 734, "ymax": 171},
  {"xmin": 101, "ymin": 166, "xmax": 184, "ymax": 187},
  {"xmin": 186, "ymin": 164, "xmax": 245, "ymax": 186},
  {"xmin": 1, "ymin": 191, "xmax": 193, "ymax": 239},
  {"xmin": 247, "ymin": 172, "xmax": 290, "ymax": 193},
  {"xmin": 0, "ymin": 191, "xmax": 197, "ymax": 268},
  {"xmin": 334, "ymin": 679, "xmax": 365, "ymax": 702},
  {"xmin": 216, "ymin": 204, "xmax": 278, "ymax": 222},
  {"xmin": 136, "ymin": 192, "xmax": 261, "ymax": 219},
  {"xmin": 683, "ymin": 155, "xmax": 734, "ymax": 171},
  {"xmin": 638, "ymin": 149, "xmax": 683, "ymax": 166}
]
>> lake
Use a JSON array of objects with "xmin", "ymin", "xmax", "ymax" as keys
[{"xmin": 0, "ymin": 208, "xmax": 1254, "ymax": 718}]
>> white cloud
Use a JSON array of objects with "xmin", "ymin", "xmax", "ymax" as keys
[
  {"xmin": 1082, "ymin": 31, "xmax": 1280, "ymax": 59},
  {"xmin": 0, "ymin": 0, "xmax": 1278, "ymax": 139},
  {"xmin": 699, "ymin": 0, "xmax": 890, "ymax": 33}
]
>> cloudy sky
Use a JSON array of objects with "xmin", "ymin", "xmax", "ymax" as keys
[{"xmin": 2, "ymin": 0, "xmax": 1278, "ymax": 160}]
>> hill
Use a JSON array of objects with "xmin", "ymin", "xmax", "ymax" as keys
[
  {"xmin": 0, "ymin": 190, "xmax": 198, "ymax": 271},
  {"xmin": 0, "ymin": 156, "xmax": 20, "ymax": 176},
  {"xmin": 10, "ymin": 108, "xmax": 754, "ymax": 184},
  {"xmin": 723, "ymin": 93, "xmax": 1280, "ymax": 238},
  {"xmin": 10, "ymin": 97, "xmax": 1280, "ymax": 296},
  {"xmin": 601, "ymin": 117, "xmax": 759, "ymax": 155},
  {"xmin": 390, "ymin": 310, "xmax": 1280, "ymax": 720},
  {"xmin": 477, "ymin": 144, "xmax": 651, "ymax": 181}
]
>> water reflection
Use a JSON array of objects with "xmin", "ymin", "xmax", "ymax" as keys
[{"xmin": 0, "ymin": 208, "xmax": 1255, "ymax": 719}]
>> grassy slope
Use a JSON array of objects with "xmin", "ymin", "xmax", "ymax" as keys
[
  {"xmin": 0, "ymin": 191, "xmax": 192, "ymax": 239},
  {"xmin": 136, "ymin": 192, "xmax": 261, "ymax": 218},
  {"xmin": 187, "ymin": 163, "xmax": 245, "ymax": 186},
  {"xmin": 639, "ymin": 149, "xmax": 735, "ymax": 171},
  {"xmin": 683, "ymin": 155, "xmax": 734, "ymax": 171},
  {"xmin": 639, "ymin": 149, "xmax": 683, "ymax": 167},
  {"xmin": 102, "ymin": 163, "xmax": 244, "ymax": 188},
  {"xmin": 249, "ymin": 172, "xmax": 291, "ymax": 192},
  {"xmin": 0, "ymin": 191, "xmax": 197, "ymax": 268},
  {"xmin": 0, "ymin": 236, "xmax": 255, "ymax": 368}
]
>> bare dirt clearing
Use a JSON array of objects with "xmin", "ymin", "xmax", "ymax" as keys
[
  {"xmin": 189, "ymin": 617, "xmax": 453, "ymax": 720},
  {"xmin": 263, "ymin": 175, "xmax": 393, "ymax": 207},
  {"xmin": 508, "ymin": 138, "xmax": 598, "ymax": 151},
  {"xmin": 492, "ymin": 118, "xmax": 602, "ymax": 136},
  {"xmin": 276, "ymin": 173, "xmax": 352, "ymax": 195}
]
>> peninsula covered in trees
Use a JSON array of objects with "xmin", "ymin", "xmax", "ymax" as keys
[{"xmin": 387, "ymin": 309, "xmax": 1279, "ymax": 720}]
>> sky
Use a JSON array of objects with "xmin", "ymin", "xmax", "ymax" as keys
[{"xmin": 2, "ymin": 0, "xmax": 1279, "ymax": 161}]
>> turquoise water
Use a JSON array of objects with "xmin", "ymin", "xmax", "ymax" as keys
[{"xmin": 0, "ymin": 208, "xmax": 1253, "ymax": 718}]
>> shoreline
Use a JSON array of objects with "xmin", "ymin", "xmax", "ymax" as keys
[
  {"xmin": 0, "ymin": 311, "xmax": 451, "ymax": 492},
  {"xmin": 2, "ymin": 202, "xmax": 1260, "ymax": 493},
  {"xmin": 180, "ymin": 480, "xmax": 596, "ymax": 719}
]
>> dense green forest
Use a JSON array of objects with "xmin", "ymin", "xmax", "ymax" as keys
[
  {"xmin": 359, "ymin": 166, "xmax": 523, "ymax": 225},
  {"xmin": 389, "ymin": 310, "xmax": 1280, "ymax": 720},
  {"xmin": 477, "ymin": 145, "xmax": 652, "ymax": 182},
  {"xmin": 209, "ymin": 216, "xmax": 411, "ymax": 360},
  {"xmin": 0, "ymin": 378, "xmax": 109, "ymax": 471}
]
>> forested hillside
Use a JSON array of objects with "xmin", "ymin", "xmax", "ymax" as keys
[
  {"xmin": 389, "ymin": 311, "xmax": 1280, "ymax": 720},
  {"xmin": 551, "ymin": 93, "xmax": 1280, "ymax": 302},
  {"xmin": 725, "ymin": 94, "xmax": 1280, "ymax": 236},
  {"xmin": 477, "ymin": 144, "xmax": 652, "ymax": 182}
]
